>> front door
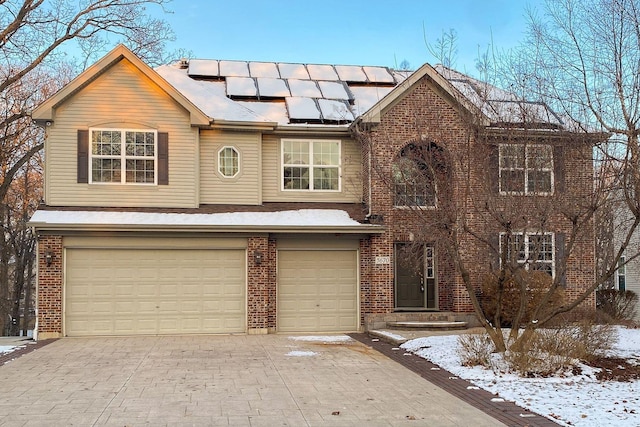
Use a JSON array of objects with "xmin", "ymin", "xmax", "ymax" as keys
[{"xmin": 395, "ymin": 243, "xmax": 437, "ymax": 309}]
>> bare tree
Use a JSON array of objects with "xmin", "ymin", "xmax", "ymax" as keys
[{"xmin": 0, "ymin": 0, "xmax": 176, "ymax": 334}]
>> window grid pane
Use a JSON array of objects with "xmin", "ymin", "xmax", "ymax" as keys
[
  {"xmin": 90, "ymin": 129, "xmax": 156, "ymax": 184},
  {"xmin": 282, "ymin": 140, "xmax": 340, "ymax": 191},
  {"xmin": 219, "ymin": 147, "xmax": 239, "ymax": 177},
  {"xmin": 499, "ymin": 144, "xmax": 553, "ymax": 194}
]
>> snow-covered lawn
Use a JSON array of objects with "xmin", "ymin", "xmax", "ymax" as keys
[{"xmin": 401, "ymin": 326, "xmax": 640, "ymax": 427}]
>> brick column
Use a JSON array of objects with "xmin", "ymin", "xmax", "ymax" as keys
[
  {"xmin": 247, "ymin": 236, "xmax": 271, "ymax": 334},
  {"xmin": 37, "ymin": 235, "xmax": 63, "ymax": 339}
]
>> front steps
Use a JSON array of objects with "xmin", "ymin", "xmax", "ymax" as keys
[{"xmin": 386, "ymin": 320, "xmax": 468, "ymax": 330}]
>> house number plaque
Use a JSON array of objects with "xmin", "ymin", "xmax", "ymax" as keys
[{"xmin": 375, "ymin": 256, "xmax": 391, "ymax": 265}]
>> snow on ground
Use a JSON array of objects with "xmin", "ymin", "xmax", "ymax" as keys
[
  {"xmin": 288, "ymin": 335, "xmax": 353, "ymax": 343},
  {"xmin": 401, "ymin": 326, "xmax": 640, "ymax": 427},
  {"xmin": 286, "ymin": 350, "xmax": 318, "ymax": 357},
  {"xmin": 0, "ymin": 345, "xmax": 17, "ymax": 354}
]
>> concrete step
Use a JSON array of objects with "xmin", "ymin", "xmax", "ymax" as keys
[{"xmin": 386, "ymin": 321, "xmax": 468, "ymax": 330}]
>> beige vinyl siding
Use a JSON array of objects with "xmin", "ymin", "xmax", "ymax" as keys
[
  {"xmin": 262, "ymin": 135, "xmax": 363, "ymax": 202},
  {"xmin": 199, "ymin": 130, "xmax": 261, "ymax": 205},
  {"xmin": 45, "ymin": 59, "xmax": 199, "ymax": 208}
]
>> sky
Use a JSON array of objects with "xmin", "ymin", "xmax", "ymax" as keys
[{"xmin": 157, "ymin": 0, "xmax": 544, "ymax": 76}]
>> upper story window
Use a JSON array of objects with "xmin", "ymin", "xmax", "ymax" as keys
[
  {"xmin": 617, "ymin": 256, "xmax": 627, "ymax": 291},
  {"xmin": 501, "ymin": 232, "xmax": 555, "ymax": 276},
  {"xmin": 282, "ymin": 139, "xmax": 340, "ymax": 191},
  {"xmin": 90, "ymin": 128, "xmax": 157, "ymax": 184},
  {"xmin": 218, "ymin": 146, "xmax": 240, "ymax": 178},
  {"xmin": 394, "ymin": 142, "xmax": 444, "ymax": 207},
  {"xmin": 499, "ymin": 144, "xmax": 553, "ymax": 195}
]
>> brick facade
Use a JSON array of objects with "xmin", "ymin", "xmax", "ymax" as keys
[
  {"xmin": 36, "ymin": 235, "xmax": 63, "ymax": 339},
  {"xmin": 358, "ymin": 75, "xmax": 596, "ymax": 320}
]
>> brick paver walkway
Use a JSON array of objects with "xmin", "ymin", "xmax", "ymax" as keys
[{"xmin": 350, "ymin": 333, "xmax": 560, "ymax": 427}]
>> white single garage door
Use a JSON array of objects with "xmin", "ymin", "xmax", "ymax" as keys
[
  {"xmin": 278, "ymin": 250, "xmax": 358, "ymax": 332},
  {"xmin": 65, "ymin": 248, "xmax": 245, "ymax": 336}
]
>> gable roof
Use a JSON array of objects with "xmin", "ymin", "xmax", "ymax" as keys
[
  {"xmin": 32, "ymin": 46, "xmax": 567, "ymax": 131},
  {"xmin": 32, "ymin": 44, "xmax": 210, "ymax": 127}
]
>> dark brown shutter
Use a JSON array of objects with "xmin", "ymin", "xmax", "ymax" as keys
[
  {"xmin": 489, "ymin": 144, "xmax": 499, "ymax": 194},
  {"xmin": 555, "ymin": 232, "xmax": 566, "ymax": 287},
  {"xmin": 77, "ymin": 130, "xmax": 89, "ymax": 183},
  {"xmin": 158, "ymin": 132, "xmax": 169, "ymax": 185},
  {"xmin": 553, "ymin": 145, "xmax": 565, "ymax": 194}
]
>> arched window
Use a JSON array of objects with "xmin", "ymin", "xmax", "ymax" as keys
[{"xmin": 393, "ymin": 142, "xmax": 445, "ymax": 207}]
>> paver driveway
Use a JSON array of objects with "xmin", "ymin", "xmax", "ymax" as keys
[{"xmin": 0, "ymin": 334, "xmax": 504, "ymax": 426}]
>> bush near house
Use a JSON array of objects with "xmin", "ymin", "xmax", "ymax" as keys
[
  {"xmin": 480, "ymin": 271, "xmax": 564, "ymax": 328},
  {"xmin": 596, "ymin": 288, "xmax": 638, "ymax": 322}
]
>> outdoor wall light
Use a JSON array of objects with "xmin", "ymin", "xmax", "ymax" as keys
[
  {"xmin": 254, "ymin": 250, "xmax": 263, "ymax": 265},
  {"xmin": 44, "ymin": 250, "xmax": 54, "ymax": 267}
]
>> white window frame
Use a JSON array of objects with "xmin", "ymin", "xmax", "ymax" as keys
[
  {"xmin": 500, "ymin": 232, "xmax": 555, "ymax": 277},
  {"xmin": 499, "ymin": 144, "xmax": 554, "ymax": 195},
  {"xmin": 89, "ymin": 128, "xmax": 158, "ymax": 185},
  {"xmin": 617, "ymin": 256, "xmax": 627, "ymax": 291},
  {"xmin": 217, "ymin": 146, "xmax": 240, "ymax": 178},
  {"xmin": 281, "ymin": 139, "xmax": 341, "ymax": 192}
]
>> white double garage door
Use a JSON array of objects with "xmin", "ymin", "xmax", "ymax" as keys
[{"xmin": 63, "ymin": 237, "xmax": 359, "ymax": 336}]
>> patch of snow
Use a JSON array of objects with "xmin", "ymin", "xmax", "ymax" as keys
[
  {"xmin": 373, "ymin": 330, "xmax": 406, "ymax": 341},
  {"xmin": 187, "ymin": 59, "xmax": 219, "ymax": 77},
  {"xmin": 0, "ymin": 345, "xmax": 17, "ymax": 354},
  {"xmin": 29, "ymin": 209, "xmax": 364, "ymax": 228},
  {"xmin": 288, "ymin": 335, "xmax": 352, "ymax": 343},
  {"xmin": 286, "ymin": 350, "xmax": 318, "ymax": 357},
  {"xmin": 349, "ymin": 86, "xmax": 393, "ymax": 116},
  {"xmin": 401, "ymin": 327, "xmax": 640, "ymax": 427},
  {"xmin": 156, "ymin": 64, "xmax": 267, "ymax": 122}
]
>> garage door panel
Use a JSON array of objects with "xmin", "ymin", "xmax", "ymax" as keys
[
  {"xmin": 65, "ymin": 248, "xmax": 246, "ymax": 336},
  {"xmin": 278, "ymin": 250, "xmax": 358, "ymax": 333}
]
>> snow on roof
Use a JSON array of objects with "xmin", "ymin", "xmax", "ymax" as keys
[
  {"xmin": 30, "ymin": 209, "xmax": 363, "ymax": 228},
  {"xmin": 156, "ymin": 58, "xmax": 566, "ymax": 129}
]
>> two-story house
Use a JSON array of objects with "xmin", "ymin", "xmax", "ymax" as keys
[{"xmin": 29, "ymin": 45, "xmax": 598, "ymax": 339}]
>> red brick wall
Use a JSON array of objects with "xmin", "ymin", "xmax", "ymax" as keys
[
  {"xmin": 37, "ymin": 235, "xmax": 63, "ymax": 336},
  {"xmin": 357, "ymin": 75, "xmax": 596, "ymax": 318},
  {"xmin": 247, "ymin": 236, "xmax": 271, "ymax": 331}
]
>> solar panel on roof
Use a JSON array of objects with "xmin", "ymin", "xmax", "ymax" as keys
[
  {"xmin": 187, "ymin": 59, "xmax": 219, "ymax": 77},
  {"xmin": 318, "ymin": 81, "xmax": 350, "ymax": 100},
  {"xmin": 286, "ymin": 97, "xmax": 321, "ymax": 120},
  {"xmin": 249, "ymin": 62, "xmax": 280, "ymax": 78},
  {"xmin": 219, "ymin": 60, "xmax": 250, "ymax": 77},
  {"xmin": 334, "ymin": 65, "xmax": 368, "ymax": 82},
  {"xmin": 226, "ymin": 77, "xmax": 257, "ymax": 97},
  {"xmin": 307, "ymin": 64, "xmax": 339, "ymax": 81},
  {"xmin": 318, "ymin": 99, "xmax": 354, "ymax": 121},
  {"xmin": 362, "ymin": 66, "xmax": 395, "ymax": 83},
  {"xmin": 278, "ymin": 63, "xmax": 310, "ymax": 80},
  {"xmin": 288, "ymin": 79, "xmax": 322, "ymax": 98},
  {"xmin": 257, "ymin": 78, "xmax": 290, "ymax": 97}
]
